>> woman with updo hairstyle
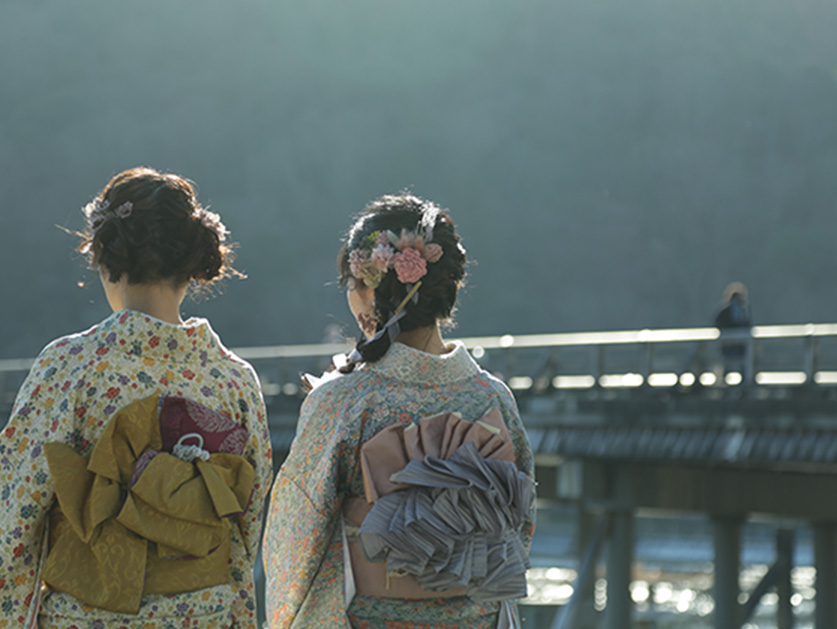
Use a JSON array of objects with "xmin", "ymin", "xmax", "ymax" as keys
[
  {"xmin": 263, "ymin": 194, "xmax": 536, "ymax": 628},
  {"xmin": 0, "ymin": 167, "xmax": 272, "ymax": 628}
]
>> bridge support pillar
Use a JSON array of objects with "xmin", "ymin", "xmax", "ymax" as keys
[
  {"xmin": 776, "ymin": 528, "xmax": 794, "ymax": 629},
  {"xmin": 605, "ymin": 469, "xmax": 634, "ymax": 629},
  {"xmin": 712, "ymin": 515, "xmax": 743, "ymax": 629},
  {"xmin": 604, "ymin": 508, "xmax": 634, "ymax": 629},
  {"xmin": 814, "ymin": 522, "xmax": 836, "ymax": 628},
  {"xmin": 574, "ymin": 507, "xmax": 599, "ymax": 629}
]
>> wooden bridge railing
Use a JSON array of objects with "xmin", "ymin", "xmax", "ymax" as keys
[{"xmin": 3, "ymin": 322, "xmax": 837, "ymax": 411}]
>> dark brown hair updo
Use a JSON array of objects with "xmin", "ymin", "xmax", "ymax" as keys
[
  {"xmin": 337, "ymin": 193, "xmax": 467, "ymax": 369},
  {"xmin": 78, "ymin": 167, "xmax": 241, "ymax": 289}
]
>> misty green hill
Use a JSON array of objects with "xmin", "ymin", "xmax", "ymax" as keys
[{"xmin": 2, "ymin": 0, "xmax": 837, "ymax": 357}]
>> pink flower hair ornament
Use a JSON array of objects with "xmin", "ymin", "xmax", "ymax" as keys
[
  {"xmin": 349, "ymin": 228, "xmax": 444, "ymax": 289},
  {"xmin": 393, "ymin": 247, "xmax": 426, "ymax": 284}
]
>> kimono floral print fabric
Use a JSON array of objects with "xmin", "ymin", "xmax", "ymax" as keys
[
  {"xmin": 0, "ymin": 309, "xmax": 273, "ymax": 628},
  {"xmin": 262, "ymin": 341, "xmax": 536, "ymax": 628}
]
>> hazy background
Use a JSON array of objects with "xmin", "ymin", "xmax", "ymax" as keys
[{"xmin": 2, "ymin": 0, "xmax": 837, "ymax": 358}]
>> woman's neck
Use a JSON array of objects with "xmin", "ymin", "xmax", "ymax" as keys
[
  {"xmin": 119, "ymin": 284, "xmax": 187, "ymax": 325},
  {"xmin": 395, "ymin": 323, "xmax": 449, "ymax": 355}
]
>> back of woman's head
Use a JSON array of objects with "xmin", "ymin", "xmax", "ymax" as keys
[
  {"xmin": 337, "ymin": 193, "xmax": 467, "ymax": 367},
  {"xmin": 79, "ymin": 167, "xmax": 238, "ymax": 288}
]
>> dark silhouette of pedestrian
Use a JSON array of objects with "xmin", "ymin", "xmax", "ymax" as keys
[{"xmin": 714, "ymin": 282, "xmax": 752, "ymax": 383}]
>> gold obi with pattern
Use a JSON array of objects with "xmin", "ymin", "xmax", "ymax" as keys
[{"xmin": 42, "ymin": 394, "xmax": 254, "ymax": 614}]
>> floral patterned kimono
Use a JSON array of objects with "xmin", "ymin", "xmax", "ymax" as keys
[
  {"xmin": 0, "ymin": 310, "xmax": 273, "ymax": 629},
  {"xmin": 262, "ymin": 341, "xmax": 536, "ymax": 628}
]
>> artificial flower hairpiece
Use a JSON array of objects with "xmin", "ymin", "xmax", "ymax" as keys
[
  {"xmin": 342, "ymin": 213, "xmax": 447, "ymax": 367},
  {"xmin": 349, "ymin": 228, "xmax": 444, "ymax": 289}
]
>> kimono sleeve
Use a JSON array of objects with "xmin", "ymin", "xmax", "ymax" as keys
[
  {"xmin": 262, "ymin": 382, "xmax": 357, "ymax": 628},
  {"xmin": 229, "ymin": 365, "xmax": 273, "ymax": 628},
  {"xmin": 0, "ymin": 343, "xmax": 75, "ymax": 624}
]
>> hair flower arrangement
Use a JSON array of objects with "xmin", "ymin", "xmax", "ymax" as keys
[
  {"xmin": 349, "ymin": 249, "xmax": 386, "ymax": 288},
  {"xmin": 350, "ymin": 228, "xmax": 444, "ymax": 288}
]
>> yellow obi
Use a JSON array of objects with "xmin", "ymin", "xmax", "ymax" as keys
[{"xmin": 42, "ymin": 394, "xmax": 255, "ymax": 614}]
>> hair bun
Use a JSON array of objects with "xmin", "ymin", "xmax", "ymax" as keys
[{"xmin": 79, "ymin": 167, "xmax": 242, "ymax": 291}]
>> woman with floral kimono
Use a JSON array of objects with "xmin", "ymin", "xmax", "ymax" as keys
[
  {"xmin": 0, "ymin": 167, "xmax": 273, "ymax": 628},
  {"xmin": 263, "ymin": 194, "xmax": 536, "ymax": 628}
]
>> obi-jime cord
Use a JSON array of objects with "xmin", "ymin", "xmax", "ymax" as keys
[{"xmin": 42, "ymin": 394, "xmax": 255, "ymax": 614}]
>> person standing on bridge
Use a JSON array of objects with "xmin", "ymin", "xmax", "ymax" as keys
[
  {"xmin": 0, "ymin": 167, "xmax": 272, "ymax": 628},
  {"xmin": 262, "ymin": 194, "xmax": 536, "ymax": 628},
  {"xmin": 714, "ymin": 281, "xmax": 753, "ymax": 383}
]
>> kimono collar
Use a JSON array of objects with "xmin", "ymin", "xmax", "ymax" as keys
[
  {"xmin": 365, "ymin": 340, "xmax": 481, "ymax": 386},
  {"xmin": 89, "ymin": 309, "xmax": 225, "ymax": 359}
]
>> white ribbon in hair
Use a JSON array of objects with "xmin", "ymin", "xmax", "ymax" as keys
[{"xmin": 419, "ymin": 205, "xmax": 438, "ymax": 243}]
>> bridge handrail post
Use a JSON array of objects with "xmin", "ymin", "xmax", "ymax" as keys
[
  {"xmin": 746, "ymin": 334, "xmax": 756, "ymax": 386},
  {"xmin": 642, "ymin": 343, "xmax": 654, "ymax": 386},
  {"xmin": 533, "ymin": 347, "xmax": 558, "ymax": 393},
  {"xmin": 803, "ymin": 336, "xmax": 819, "ymax": 385},
  {"xmin": 592, "ymin": 345, "xmax": 605, "ymax": 388}
]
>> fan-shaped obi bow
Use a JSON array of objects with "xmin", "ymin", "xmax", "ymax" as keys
[
  {"xmin": 352, "ymin": 408, "xmax": 534, "ymax": 601},
  {"xmin": 42, "ymin": 394, "xmax": 254, "ymax": 613}
]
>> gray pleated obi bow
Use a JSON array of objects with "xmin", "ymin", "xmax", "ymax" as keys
[{"xmin": 355, "ymin": 409, "xmax": 534, "ymax": 601}]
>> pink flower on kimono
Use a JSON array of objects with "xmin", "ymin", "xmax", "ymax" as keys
[{"xmin": 393, "ymin": 248, "xmax": 427, "ymax": 284}]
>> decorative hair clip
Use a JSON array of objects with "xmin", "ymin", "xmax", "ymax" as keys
[
  {"xmin": 114, "ymin": 201, "xmax": 133, "ymax": 219},
  {"xmin": 349, "ymin": 227, "xmax": 444, "ymax": 289},
  {"xmin": 194, "ymin": 207, "xmax": 229, "ymax": 241},
  {"xmin": 83, "ymin": 197, "xmax": 133, "ymax": 231},
  {"xmin": 82, "ymin": 197, "xmax": 110, "ymax": 229}
]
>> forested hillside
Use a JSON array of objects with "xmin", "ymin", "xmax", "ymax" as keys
[{"xmin": 2, "ymin": 0, "xmax": 836, "ymax": 357}]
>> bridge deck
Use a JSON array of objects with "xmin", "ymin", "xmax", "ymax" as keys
[{"xmin": 3, "ymin": 323, "xmax": 837, "ymax": 628}]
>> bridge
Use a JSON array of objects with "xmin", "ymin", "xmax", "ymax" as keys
[{"xmin": 4, "ymin": 323, "xmax": 837, "ymax": 628}]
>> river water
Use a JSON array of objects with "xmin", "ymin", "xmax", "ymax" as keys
[{"xmin": 523, "ymin": 505, "xmax": 815, "ymax": 628}]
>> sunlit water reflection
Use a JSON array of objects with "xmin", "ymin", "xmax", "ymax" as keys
[
  {"xmin": 523, "ymin": 564, "xmax": 816, "ymax": 627},
  {"xmin": 523, "ymin": 506, "xmax": 817, "ymax": 628}
]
